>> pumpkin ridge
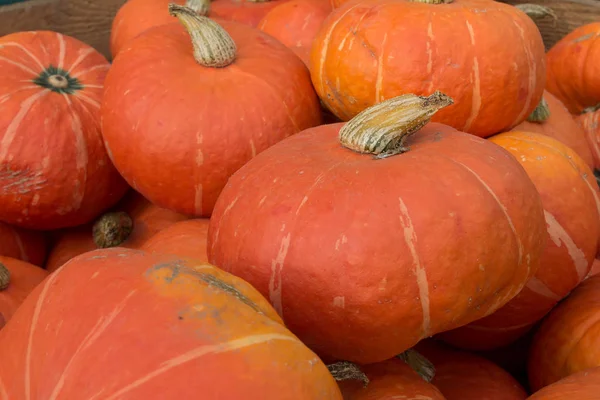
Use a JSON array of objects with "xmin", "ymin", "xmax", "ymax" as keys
[
  {"xmin": 61, "ymin": 94, "xmax": 89, "ymax": 212},
  {"xmin": 543, "ymin": 210, "xmax": 588, "ymax": 281},
  {"xmin": 509, "ymin": 15, "xmax": 537, "ymax": 127},
  {"xmin": 0, "ymin": 41, "xmax": 46, "ymax": 71},
  {"xmin": 461, "ymin": 16, "xmax": 482, "ymax": 133}
]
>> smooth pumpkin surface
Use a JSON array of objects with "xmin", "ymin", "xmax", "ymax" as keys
[
  {"xmin": 0, "ymin": 248, "xmax": 342, "ymax": 399},
  {"xmin": 588, "ymin": 258, "xmax": 600, "ymax": 277},
  {"xmin": 208, "ymin": 117, "xmax": 546, "ymax": 363},
  {"xmin": 210, "ymin": 0, "xmax": 292, "ymax": 27},
  {"xmin": 528, "ymin": 274, "xmax": 600, "ymax": 391},
  {"xmin": 140, "ymin": 219, "xmax": 210, "ymax": 262},
  {"xmin": 545, "ymin": 22, "xmax": 600, "ymax": 114},
  {"xmin": 310, "ymin": 0, "xmax": 546, "ymax": 137},
  {"xmin": 440, "ymin": 132, "xmax": 600, "ymax": 350},
  {"xmin": 0, "ymin": 31, "xmax": 129, "ymax": 230},
  {"xmin": 0, "ymin": 222, "xmax": 47, "ymax": 267},
  {"xmin": 527, "ymin": 367, "xmax": 600, "ymax": 400},
  {"xmin": 102, "ymin": 16, "xmax": 321, "ymax": 217}
]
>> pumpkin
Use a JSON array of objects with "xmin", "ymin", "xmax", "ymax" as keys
[
  {"xmin": 0, "ymin": 222, "xmax": 47, "ymax": 267},
  {"xmin": 207, "ymin": 91, "xmax": 546, "ymax": 364},
  {"xmin": 140, "ymin": 219, "xmax": 210, "ymax": 262},
  {"xmin": 545, "ymin": 22, "xmax": 600, "ymax": 114},
  {"xmin": 0, "ymin": 31, "xmax": 129, "ymax": 230},
  {"xmin": 45, "ymin": 191, "xmax": 188, "ymax": 272},
  {"xmin": 415, "ymin": 340, "xmax": 527, "ymax": 400},
  {"xmin": 527, "ymin": 367, "xmax": 600, "ymax": 400},
  {"xmin": 0, "ymin": 256, "xmax": 48, "ymax": 329},
  {"xmin": 588, "ymin": 258, "xmax": 600, "ymax": 277},
  {"xmin": 512, "ymin": 92, "xmax": 595, "ymax": 169},
  {"xmin": 257, "ymin": 0, "xmax": 332, "ymax": 67},
  {"xmin": 102, "ymin": 6, "xmax": 321, "ymax": 218},
  {"xmin": 0, "ymin": 248, "xmax": 342, "ymax": 398},
  {"xmin": 439, "ymin": 131, "xmax": 600, "ymax": 350},
  {"xmin": 329, "ymin": 0, "xmax": 346, "ymax": 8},
  {"xmin": 210, "ymin": 0, "xmax": 292, "ymax": 27},
  {"xmin": 577, "ymin": 107, "xmax": 600, "ymax": 173},
  {"xmin": 528, "ymin": 274, "xmax": 600, "ymax": 391},
  {"xmin": 110, "ymin": 0, "xmax": 208, "ymax": 58},
  {"xmin": 309, "ymin": 0, "xmax": 546, "ymax": 137}
]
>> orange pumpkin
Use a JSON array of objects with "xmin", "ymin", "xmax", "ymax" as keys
[
  {"xmin": 0, "ymin": 222, "xmax": 47, "ymax": 267},
  {"xmin": 527, "ymin": 367, "xmax": 600, "ymax": 400},
  {"xmin": 0, "ymin": 248, "xmax": 342, "ymax": 398},
  {"xmin": 0, "ymin": 31, "xmax": 129, "ymax": 230},
  {"xmin": 258, "ymin": 0, "xmax": 332, "ymax": 67},
  {"xmin": 102, "ymin": 6, "xmax": 321, "ymax": 218},
  {"xmin": 545, "ymin": 22, "xmax": 600, "ymax": 114},
  {"xmin": 208, "ymin": 92, "xmax": 546, "ymax": 363},
  {"xmin": 140, "ymin": 219, "xmax": 210, "ymax": 262},
  {"xmin": 210, "ymin": 0, "xmax": 292, "ymax": 27},
  {"xmin": 439, "ymin": 132, "xmax": 600, "ymax": 350},
  {"xmin": 0, "ymin": 256, "xmax": 48, "ymax": 329},
  {"xmin": 587, "ymin": 258, "xmax": 600, "ymax": 277},
  {"xmin": 310, "ymin": 0, "xmax": 546, "ymax": 137},
  {"xmin": 577, "ymin": 107, "xmax": 600, "ymax": 173},
  {"xmin": 528, "ymin": 274, "xmax": 600, "ymax": 391}
]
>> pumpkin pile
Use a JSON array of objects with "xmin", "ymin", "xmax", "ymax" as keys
[{"xmin": 0, "ymin": 0, "xmax": 599, "ymax": 397}]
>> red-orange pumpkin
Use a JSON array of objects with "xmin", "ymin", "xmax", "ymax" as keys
[
  {"xmin": 0, "ymin": 248, "xmax": 342, "ymax": 398},
  {"xmin": 587, "ymin": 258, "xmax": 600, "ymax": 277},
  {"xmin": 528, "ymin": 274, "xmax": 600, "ymax": 391},
  {"xmin": 258, "ymin": 0, "xmax": 332, "ymax": 67},
  {"xmin": 0, "ymin": 256, "xmax": 48, "ymax": 329},
  {"xmin": 0, "ymin": 31, "xmax": 129, "ymax": 230},
  {"xmin": 527, "ymin": 367, "xmax": 600, "ymax": 400},
  {"xmin": 545, "ymin": 22, "xmax": 600, "ymax": 114},
  {"xmin": 140, "ymin": 219, "xmax": 210, "ymax": 262},
  {"xmin": 102, "ymin": 6, "xmax": 321, "ymax": 218},
  {"xmin": 310, "ymin": 0, "xmax": 546, "ymax": 137},
  {"xmin": 577, "ymin": 108, "xmax": 600, "ymax": 172},
  {"xmin": 0, "ymin": 222, "xmax": 47, "ymax": 267},
  {"xmin": 210, "ymin": 0, "xmax": 292, "ymax": 27},
  {"xmin": 208, "ymin": 92, "xmax": 546, "ymax": 364},
  {"xmin": 439, "ymin": 131, "xmax": 600, "ymax": 350}
]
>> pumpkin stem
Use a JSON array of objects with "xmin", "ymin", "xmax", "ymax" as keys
[
  {"xmin": 169, "ymin": 3, "xmax": 237, "ymax": 68},
  {"xmin": 327, "ymin": 361, "xmax": 370, "ymax": 388},
  {"xmin": 527, "ymin": 97, "xmax": 550, "ymax": 123},
  {"xmin": 185, "ymin": 0, "xmax": 211, "ymax": 15},
  {"xmin": 339, "ymin": 91, "xmax": 453, "ymax": 159},
  {"xmin": 582, "ymin": 103, "xmax": 600, "ymax": 114},
  {"xmin": 92, "ymin": 211, "xmax": 134, "ymax": 248},
  {"xmin": 397, "ymin": 349, "xmax": 436, "ymax": 383},
  {"xmin": 516, "ymin": 3, "xmax": 557, "ymax": 20},
  {"xmin": 408, "ymin": 0, "xmax": 454, "ymax": 4},
  {"xmin": 0, "ymin": 263, "xmax": 10, "ymax": 291}
]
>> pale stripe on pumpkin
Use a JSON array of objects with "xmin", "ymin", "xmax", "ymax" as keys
[
  {"xmin": 511, "ymin": 19, "xmax": 537, "ymax": 127},
  {"xmin": 67, "ymin": 47, "xmax": 97, "ymax": 74},
  {"xmin": 269, "ymin": 233, "xmax": 292, "ymax": 318},
  {"xmin": 375, "ymin": 32, "xmax": 388, "ymax": 103},
  {"xmin": 526, "ymin": 276, "xmax": 561, "ymax": 300},
  {"xmin": 56, "ymin": 32, "xmax": 67, "ymax": 71},
  {"xmin": 0, "ymin": 42, "xmax": 45, "ymax": 70},
  {"xmin": 72, "ymin": 64, "xmax": 110, "ymax": 80},
  {"xmin": 0, "ymin": 56, "xmax": 36, "ymax": 75},
  {"xmin": 426, "ymin": 19, "xmax": 435, "ymax": 93},
  {"xmin": 544, "ymin": 210, "xmax": 588, "ymax": 281},
  {"xmin": 463, "ymin": 20, "xmax": 482, "ymax": 133}
]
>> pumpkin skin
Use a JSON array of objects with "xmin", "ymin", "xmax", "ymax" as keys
[
  {"xmin": 0, "ymin": 222, "xmax": 47, "ymax": 267},
  {"xmin": 336, "ymin": 358, "xmax": 446, "ymax": 400},
  {"xmin": 527, "ymin": 367, "xmax": 600, "ymax": 400},
  {"xmin": 0, "ymin": 248, "xmax": 342, "ymax": 399},
  {"xmin": 439, "ymin": 131, "xmax": 600, "ymax": 350},
  {"xmin": 140, "ymin": 219, "xmax": 210, "ymax": 262},
  {"xmin": 577, "ymin": 108, "xmax": 600, "ymax": 172},
  {"xmin": 258, "ymin": 0, "xmax": 332, "ymax": 67},
  {"xmin": 102, "ymin": 18, "xmax": 321, "ymax": 218},
  {"xmin": 310, "ymin": 0, "xmax": 546, "ymax": 137},
  {"xmin": 0, "ymin": 256, "xmax": 48, "ymax": 329},
  {"xmin": 545, "ymin": 22, "xmax": 600, "ymax": 114},
  {"xmin": 210, "ymin": 0, "xmax": 292, "ymax": 27},
  {"xmin": 45, "ymin": 191, "xmax": 188, "ymax": 272},
  {"xmin": 415, "ymin": 340, "xmax": 527, "ymax": 400},
  {"xmin": 512, "ymin": 91, "xmax": 595, "ymax": 169},
  {"xmin": 528, "ymin": 274, "xmax": 600, "ymax": 391},
  {"xmin": 208, "ymin": 120, "xmax": 546, "ymax": 364},
  {"xmin": 588, "ymin": 258, "xmax": 600, "ymax": 277},
  {"xmin": 0, "ymin": 31, "xmax": 129, "ymax": 230}
]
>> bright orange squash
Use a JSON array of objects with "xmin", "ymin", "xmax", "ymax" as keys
[
  {"xmin": 527, "ymin": 367, "xmax": 600, "ymax": 400},
  {"xmin": 140, "ymin": 219, "xmax": 210, "ymax": 262},
  {"xmin": 210, "ymin": 0, "xmax": 292, "ymax": 27}
]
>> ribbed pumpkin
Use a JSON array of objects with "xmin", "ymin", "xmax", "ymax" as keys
[
  {"xmin": 545, "ymin": 22, "xmax": 600, "ymax": 114},
  {"xmin": 310, "ymin": 0, "xmax": 546, "ymax": 137},
  {"xmin": 258, "ymin": 0, "xmax": 332, "ymax": 67},
  {"xmin": 140, "ymin": 219, "xmax": 210, "ymax": 262},
  {"xmin": 102, "ymin": 6, "xmax": 321, "ymax": 218},
  {"xmin": 0, "ymin": 248, "xmax": 342, "ymax": 398},
  {"xmin": 415, "ymin": 340, "xmax": 527, "ymax": 400},
  {"xmin": 210, "ymin": 0, "xmax": 292, "ymax": 27},
  {"xmin": 439, "ymin": 131, "xmax": 600, "ymax": 350},
  {"xmin": 528, "ymin": 274, "xmax": 600, "ymax": 391},
  {"xmin": 527, "ymin": 367, "xmax": 600, "ymax": 400},
  {"xmin": 0, "ymin": 256, "xmax": 48, "ymax": 329},
  {"xmin": 0, "ymin": 31, "xmax": 129, "ymax": 230},
  {"xmin": 208, "ymin": 92, "xmax": 546, "ymax": 364},
  {"xmin": 0, "ymin": 222, "xmax": 47, "ymax": 267},
  {"xmin": 512, "ymin": 92, "xmax": 595, "ymax": 169},
  {"xmin": 577, "ymin": 107, "xmax": 600, "ymax": 173},
  {"xmin": 45, "ymin": 191, "xmax": 188, "ymax": 272}
]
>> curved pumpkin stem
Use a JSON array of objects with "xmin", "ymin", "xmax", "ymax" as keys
[
  {"xmin": 327, "ymin": 361, "xmax": 370, "ymax": 387},
  {"xmin": 527, "ymin": 97, "xmax": 550, "ymax": 123},
  {"xmin": 397, "ymin": 348, "xmax": 436, "ymax": 383},
  {"xmin": 338, "ymin": 91, "xmax": 454, "ymax": 159},
  {"xmin": 92, "ymin": 211, "xmax": 134, "ymax": 248},
  {"xmin": 185, "ymin": 0, "xmax": 211, "ymax": 15},
  {"xmin": 169, "ymin": 3, "xmax": 237, "ymax": 68},
  {"xmin": 582, "ymin": 103, "xmax": 600, "ymax": 114},
  {"xmin": 516, "ymin": 3, "xmax": 557, "ymax": 20},
  {"xmin": 0, "ymin": 264, "xmax": 10, "ymax": 290}
]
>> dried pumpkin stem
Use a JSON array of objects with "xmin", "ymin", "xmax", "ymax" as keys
[
  {"xmin": 582, "ymin": 103, "xmax": 600, "ymax": 114},
  {"xmin": 527, "ymin": 97, "xmax": 550, "ymax": 123},
  {"xmin": 92, "ymin": 211, "xmax": 134, "ymax": 248},
  {"xmin": 339, "ymin": 91, "xmax": 454, "ymax": 159},
  {"xmin": 397, "ymin": 349, "xmax": 436, "ymax": 382},
  {"xmin": 185, "ymin": 0, "xmax": 211, "ymax": 15},
  {"xmin": 0, "ymin": 264, "xmax": 10, "ymax": 291},
  {"xmin": 516, "ymin": 3, "xmax": 557, "ymax": 20},
  {"xmin": 327, "ymin": 361, "xmax": 370, "ymax": 388},
  {"xmin": 169, "ymin": 3, "xmax": 237, "ymax": 68}
]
